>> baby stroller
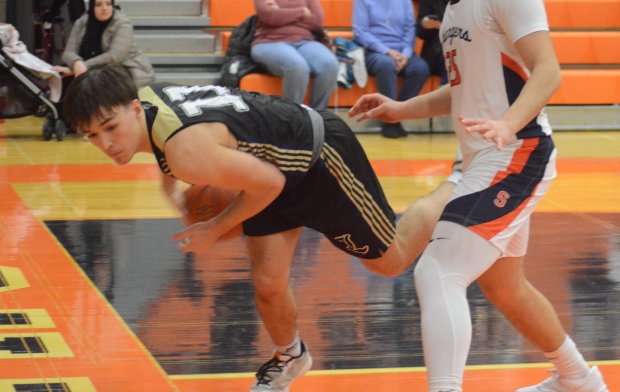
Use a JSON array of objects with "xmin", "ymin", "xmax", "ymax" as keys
[{"xmin": 0, "ymin": 24, "xmax": 65, "ymax": 140}]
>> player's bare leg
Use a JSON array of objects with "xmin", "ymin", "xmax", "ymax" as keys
[
  {"xmin": 362, "ymin": 180, "xmax": 456, "ymax": 277},
  {"xmin": 478, "ymin": 257, "xmax": 608, "ymax": 392},
  {"xmin": 477, "ymin": 256, "xmax": 565, "ymax": 351},
  {"xmin": 247, "ymin": 227, "xmax": 303, "ymax": 346},
  {"xmin": 247, "ymin": 228, "xmax": 313, "ymax": 392}
]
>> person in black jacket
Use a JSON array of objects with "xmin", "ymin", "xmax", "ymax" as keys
[
  {"xmin": 416, "ymin": 0, "xmax": 449, "ymax": 85},
  {"xmin": 217, "ymin": 15, "xmax": 265, "ymax": 88}
]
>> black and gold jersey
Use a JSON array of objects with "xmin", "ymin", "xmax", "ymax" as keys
[
  {"xmin": 139, "ymin": 83, "xmax": 397, "ymax": 259},
  {"xmin": 139, "ymin": 83, "xmax": 317, "ymax": 187}
]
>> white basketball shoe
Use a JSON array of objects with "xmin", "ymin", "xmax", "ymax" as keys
[
  {"xmin": 516, "ymin": 366, "xmax": 609, "ymax": 392},
  {"xmin": 250, "ymin": 341, "xmax": 313, "ymax": 392}
]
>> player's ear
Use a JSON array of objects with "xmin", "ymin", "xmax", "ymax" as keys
[{"xmin": 130, "ymin": 99, "xmax": 142, "ymax": 117}]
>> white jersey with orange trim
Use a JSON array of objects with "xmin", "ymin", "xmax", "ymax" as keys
[{"xmin": 440, "ymin": 0, "xmax": 553, "ymax": 157}]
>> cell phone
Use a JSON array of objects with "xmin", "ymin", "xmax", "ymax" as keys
[{"xmin": 427, "ymin": 14, "xmax": 440, "ymax": 21}]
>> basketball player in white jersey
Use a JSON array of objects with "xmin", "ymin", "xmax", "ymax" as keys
[{"xmin": 349, "ymin": 0, "xmax": 610, "ymax": 391}]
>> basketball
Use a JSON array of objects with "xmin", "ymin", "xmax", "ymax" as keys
[{"xmin": 183, "ymin": 185, "xmax": 243, "ymax": 239}]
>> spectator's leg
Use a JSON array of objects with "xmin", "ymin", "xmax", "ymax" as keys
[
  {"xmin": 399, "ymin": 55, "xmax": 430, "ymax": 101},
  {"xmin": 365, "ymin": 51, "xmax": 398, "ymax": 100},
  {"xmin": 366, "ymin": 52, "xmax": 407, "ymax": 137},
  {"xmin": 251, "ymin": 42, "xmax": 310, "ymax": 105},
  {"xmin": 296, "ymin": 41, "xmax": 339, "ymax": 111}
]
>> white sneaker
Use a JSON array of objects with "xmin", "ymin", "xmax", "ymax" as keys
[
  {"xmin": 452, "ymin": 147, "xmax": 463, "ymax": 173},
  {"xmin": 250, "ymin": 341, "xmax": 313, "ymax": 392},
  {"xmin": 516, "ymin": 366, "xmax": 609, "ymax": 392},
  {"xmin": 446, "ymin": 148, "xmax": 463, "ymax": 185}
]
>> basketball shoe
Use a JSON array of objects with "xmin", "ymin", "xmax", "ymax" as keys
[
  {"xmin": 446, "ymin": 148, "xmax": 463, "ymax": 185},
  {"xmin": 250, "ymin": 341, "xmax": 313, "ymax": 392},
  {"xmin": 516, "ymin": 366, "xmax": 609, "ymax": 392}
]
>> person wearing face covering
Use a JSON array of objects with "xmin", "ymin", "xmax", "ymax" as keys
[{"xmin": 56, "ymin": 0, "xmax": 154, "ymax": 88}]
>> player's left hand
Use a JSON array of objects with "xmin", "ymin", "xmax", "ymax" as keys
[
  {"xmin": 172, "ymin": 220, "xmax": 221, "ymax": 255},
  {"xmin": 460, "ymin": 116, "xmax": 515, "ymax": 150}
]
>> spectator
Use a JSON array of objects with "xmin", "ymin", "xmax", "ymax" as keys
[
  {"xmin": 353, "ymin": 0, "xmax": 430, "ymax": 138},
  {"xmin": 55, "ymin": 0, "xmax": 154, "ymax": 88},
  {"xmin": 43, "ymin": 0, "xmax": 86, "ymax": 27},
  {"xmin": 416, "ymin": 0, "xmax": 449, "ymax": 85},
  {"xmin": 251, "ymin": 0, "xmax": 339, "ymax": 111}
]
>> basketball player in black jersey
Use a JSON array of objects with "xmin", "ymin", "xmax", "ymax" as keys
[{"xmin": 63, "ymin": 64, "xmax": 462, "ymax": 392}]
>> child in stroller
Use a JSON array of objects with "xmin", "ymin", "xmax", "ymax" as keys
[{"xmin": 0, "ymin": 23, "xmax": 66, "ymax": 140}]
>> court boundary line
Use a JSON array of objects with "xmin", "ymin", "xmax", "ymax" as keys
[{"xmin": 169, "ymin": 360, "xmax": 620, "ymax": 380}]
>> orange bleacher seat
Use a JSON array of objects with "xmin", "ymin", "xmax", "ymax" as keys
[
  {"xmin": 550, "ymin": 70, "xmax": 620, "ymax": 105},
  {"xmin": 544, "ymin": 0, "xmax": 620, "ymax": 29},
  {"xmin": 222, "ymin": 31, "xmax": 620, "ymax": 65},
  {"xmin": 239, "ymin": 70, "xmax": 620, "ymax": 106},
  {"xmin": 240, "ymin": 74, "xmax": 441, "ymax": 107},
  {"xmin": 551, "ymin": 32, "xmax": 620, "ymax": 65},
  {"xmin": 209, "ymin": 0, "xmax": 254, "ymax": 27},
  {"xmin": 209, "ymin": 0, "xmax": 620, "ymax": 29},
  {"xmin": 210, "ymin": 0, "xmax": 620, "ymax": 29},
  {"xmin": 214, "ymin": 0, "xmax": 620, "ymax": 106}
]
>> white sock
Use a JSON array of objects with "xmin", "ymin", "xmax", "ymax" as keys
[
  {"xmin": 544, "ymin": 335, "xmax": 590, "ymax": 380},
  {"xmin": 276, "ymin": 334, "xmax": 301, "ymax": 359}
]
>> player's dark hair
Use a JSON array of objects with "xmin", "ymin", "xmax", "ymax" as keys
[{"xmin": 63, "ymin": 64, "xmax": 139, "ymax": 131}]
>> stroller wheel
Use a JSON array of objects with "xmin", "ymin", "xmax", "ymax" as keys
[
  {"xmin": 55, "ymin": 119, "xmax": 67, "ymax": 141},
  {"xmin": 43, "ymin": 119, "xmax": 55, "ymax": 141}
]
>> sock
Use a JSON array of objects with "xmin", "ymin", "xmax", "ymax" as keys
[
  {"xmin": 446, "ymin": 170, "xmax": 463, "ymax": 185},
  {"xmin": 275, "ymin": 334, "xmax": 301, "ymax": 359},
  {"xmin": 544, "ymin": 335, "xmax": 590, "ymax": 380}
]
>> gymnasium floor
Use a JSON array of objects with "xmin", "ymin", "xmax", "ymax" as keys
[{"xmin": 0, "ymin": 116, "xmax": 619, "ymax": 391}]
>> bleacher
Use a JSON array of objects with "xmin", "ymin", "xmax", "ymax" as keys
[
  {"xmin": 125, "ymin": 0, "xmax": 620, "ymax": 131},
  {"xmin": 212, "ymin": 0, "xmax": 620, "ymax": 105}
]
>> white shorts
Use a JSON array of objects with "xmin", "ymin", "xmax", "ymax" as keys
[{"xmin": 440, "ymin": 136, "xmax": 557, "ymax": 257}]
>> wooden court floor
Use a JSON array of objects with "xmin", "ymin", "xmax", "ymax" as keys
[{"xmin": 0, "ymin": 116, "xmax": 619, "ymax": 391}]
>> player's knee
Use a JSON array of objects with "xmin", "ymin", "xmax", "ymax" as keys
[
  {"xmin": 414, "ymin": 245, "xmax": 470, "ymax": 302},
  {"xmin": 413, "ymin": 254, "xmax": 436, "ymax": 292},
  {"xmin": 404, "ymin": 197, "xmax": 441, "ymax": 240},
  {"xmin": 364, "ymin": 255, "xmax": 403, "ymax": 278},
  {"xmin": 252, "ymin": 273, "xmax": 289, "ymax": 301}
]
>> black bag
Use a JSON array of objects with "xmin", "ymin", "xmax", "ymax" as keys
[{"xmin": 216, "ymin": 15, "xmax": 265, "ymax": 88}]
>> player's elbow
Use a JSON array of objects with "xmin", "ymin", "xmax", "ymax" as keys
[
  {"xmin": 260, "ymin": 169, "xmax": 286, "ymax": 201},
  {"xmin": 542, "ymin": 61, "xmax": 563, "ymax": 94}
]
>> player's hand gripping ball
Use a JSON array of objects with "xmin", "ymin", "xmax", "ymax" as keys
[{"xmin": 183, "ymin": 185, "xmax": 243, "ymax": 239}]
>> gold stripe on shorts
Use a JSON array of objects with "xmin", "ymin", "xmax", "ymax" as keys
[{"xmin": 321, "ymin": 143, "xmax": 395, "ymax": 247}]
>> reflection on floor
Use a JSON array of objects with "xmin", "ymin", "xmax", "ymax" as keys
[{"xmin": 46, "ymin": 211, "xmax": 620, "ymax": 376}]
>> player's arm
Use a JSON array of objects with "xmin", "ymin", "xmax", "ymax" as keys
[
  {"xmin": 462, "ymin": 31, "xmax": 561, "ymax": 149},
  {"xmin": 160, "ymin": 172, "xmax": 187, "ymax": 215},
  {"xmin": 503, "ymin": 31, "xmax": 561, "ymax": 132},
  {"xmin": 164, "ymin": 122, "xmax": 285, "ymax": 245},
  {"xmin": 349, "ymin": 84, "xmax": 451, "ymax": 123}
]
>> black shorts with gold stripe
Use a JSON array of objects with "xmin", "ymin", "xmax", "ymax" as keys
[{"xmin": 242, "ymin": 111, "xmax": 397, "ymax": 260}]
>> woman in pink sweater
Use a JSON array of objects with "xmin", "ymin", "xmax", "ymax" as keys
[{"xmin": 251, "ymin": 0, "xmax": 339, "ymax": 111}]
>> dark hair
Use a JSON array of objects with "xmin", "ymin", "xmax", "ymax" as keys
[
  {"xmin": 63, "ymin": 64, "xmax": 139, "ymax": 131},
  {"xmin": 79, "ymin": 0, "xmax": 116, "ymax": 59}
]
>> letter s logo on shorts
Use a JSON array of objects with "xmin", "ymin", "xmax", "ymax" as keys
[{"xmin": 493, "ymin": 190, "xmax": 510, "ymax": 208}]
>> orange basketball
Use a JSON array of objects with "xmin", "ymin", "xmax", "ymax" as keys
[{"xmin": 183, "ymin": 185, "xmax": 243, "ymax": 239}]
